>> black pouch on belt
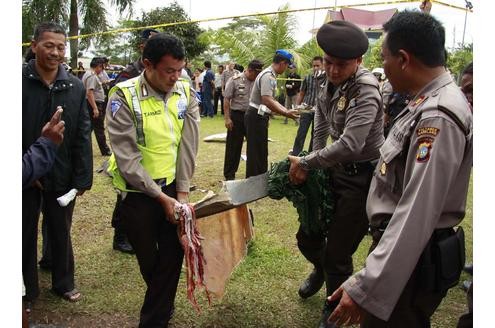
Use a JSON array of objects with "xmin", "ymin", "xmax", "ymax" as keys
[
  {"xmin": 417, "ymin": 226, "xmax": 465, "ymax": 292},
  {"xmin": 433, "ymin": 226, "xmax": 465, "ymax": 291}
]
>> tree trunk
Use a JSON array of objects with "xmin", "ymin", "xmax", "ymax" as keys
[{"xmin": 69, "ymin": 0, "xmax": 79, "ymax": 69}]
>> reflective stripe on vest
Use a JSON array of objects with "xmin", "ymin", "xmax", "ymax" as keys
[{"xmin": 127, "ymin": 86, "xmax": 146, "ymax": 146}]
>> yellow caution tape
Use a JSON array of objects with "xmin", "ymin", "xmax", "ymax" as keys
[{"xmin": 22, "ymin": 0, "xmax": 473, "ymax": 46}]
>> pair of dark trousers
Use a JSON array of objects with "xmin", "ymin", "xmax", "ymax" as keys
[
  {"xmin": 120, "ymin": 183, "xmax": 184, "ymax": 328},
  {"xmin": 291, "ymin": 112, "xmax": 315, "ymax": 156},
  {"xmin": 22, "ymin": 188, "xmax": 76, "ymax": 300},
  {"xmin": 223, "ymin": 110, "xmax": 246, "ymax": 180},
  {"xmin": 361, "ymin": 233, "xmax": 447, "ymax": 327},
  {"xmin": 213, "ymin": 87, "xmax": 224, "ymax": 115},
  {"xmin": 296, "ymin": 164, "xmax": 372, "ymax": 302},
  {"xmin": 244, "ymin": 107, "xmax": 269, "ymax": 178},
  {"xmin": 202, "ymin": 90, "xmax": 214, "ymax": 117},
  {"xmin": 90, "ymin": 101, "xmax": 111, "ymax": 155}
]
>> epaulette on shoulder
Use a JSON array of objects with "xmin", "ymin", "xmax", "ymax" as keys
[
  {"xmin": 356, "ymin": 70, "xmax": 380, "ymax": 88},
  {"xmin": 232, "ymin": 73, "xmax": 241, "ymax": 80},
  {"xmin": 435, "ymin": 84, "xmax": 472, "ymax": 136},
  {"xmin": 116, "ymin": 77, "xmax": 137, "ymax": 88}
]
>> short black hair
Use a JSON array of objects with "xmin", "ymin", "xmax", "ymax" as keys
[
  {"xmin": 218, "ymin": 64, "xmax": 224, "ymax": 69},
  {"xmin": 24, "ymin": 47, "xmax": 35, "ymax": 63},
  {"xmin": 33, "ymin": 22, "xmax": 66, "ymax": 41},
  {"xmin": 383, "ymin": 10, "xmax": 446, "ymax": 67},
  {"xmin": 204, "ymin": 61, "xmax": 211, "ymax": 68},
  {"xmin": 312, "ymin": 56, "xmax": 323, "ymax": 63},
  {"xmin": 143, "ymin": 33, "xmax": 185, "ymax": 66},
  {"xmin": 461, "ymin": 62, "xmax": 473, "ymax": 76},
  {"xmin": 248, "ymin": 59, "xmax": 264, "ymax": 71},
  {"xmin": 234, "ymin": 63, "xmax": 244, "ymax": 72},
  {"xmin": 141, "ymin": 28, "xmax": 159, "ymax": 41},
  {"xmin": 90, "ymin": 57, "xmax": 104, "ymax": 68},
  {"xmin": 273, "ymin": 53, "xmax": 290, "ymax": 64}
]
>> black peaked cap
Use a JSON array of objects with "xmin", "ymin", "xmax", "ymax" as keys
[{"xmin": 316, "ymin": 20, "xmax": 369, "ymax": 59}]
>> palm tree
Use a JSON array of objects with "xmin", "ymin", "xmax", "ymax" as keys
[
  {"xmin": 23, "ymin": 0, "xmax": 134, "ymax": 68},
  {"xmin": 211, "ymin": 4, "xmax": 301, "ymax": 69}
]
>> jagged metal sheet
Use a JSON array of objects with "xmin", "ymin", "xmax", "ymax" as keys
[
  {"xmin": 193, "ymin": 173, "xmax": 268, "ymax": 219},
  {"xmin": 222, "ymin": 172, "xmax": 268, "ymax": 206}
]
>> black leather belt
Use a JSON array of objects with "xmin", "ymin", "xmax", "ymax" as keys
[
  {"xmin": 340, "ymin": 160, "xmax": 377, "ymax": 175},
  {"xmin": 370, "ymin": 219, "xmax": 454, "ymax": 241}
]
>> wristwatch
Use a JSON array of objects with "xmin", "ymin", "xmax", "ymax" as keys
[{"xmin": 299, "ymin": 156, "xmax": 311, "ymax": 171}]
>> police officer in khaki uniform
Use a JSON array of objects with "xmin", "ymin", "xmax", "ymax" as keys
[
  {"xmin": 325, "ymin": 12, "xmax": 473, "ymax": 327},
  {"xmin": 288, "ymin": 21, "xmax": 384, "ymax": 328},
  {"xmin": 223, "ymin": 59, "xmax": 263, "ymax": 180},
  {"xmin": 245, "ymin": 50, "xmax": 299, "ymax": 177},
  {"xmin": 106, "ymin": 33, "xmax": 199, "ymax": 327}
]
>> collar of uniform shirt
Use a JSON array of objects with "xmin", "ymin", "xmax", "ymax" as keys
[{"xmin": 139, "ymin": 73, "xmax": 186, "ymax": 100}]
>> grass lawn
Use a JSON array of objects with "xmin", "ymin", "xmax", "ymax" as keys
[{"xmin": 31, "ymin": 114, "xmax": 473, "ymax": 327}]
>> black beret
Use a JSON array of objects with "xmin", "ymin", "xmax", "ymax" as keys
[{"xmin": 316, "ymin": 21, "xmax": 369, "ymax": 59}]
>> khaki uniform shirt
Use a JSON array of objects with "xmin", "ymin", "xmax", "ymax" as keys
[
  {"xmin": 381, "ymin": 80, "xmax": 393, "ymax": 111},
  {"xmin": 249, "ymin": 66, "xmax": 277, "ymax": 108},
  {"xmin": 82, "ymin": 70, "xmax": 105, "ymax": 102},
  {"xmin": 305, "ymin": 67, "xmax": 384, "ymax": 168},
  {"xmin": 106, "ymin": 73, "xmax": 200, "ymax": 198},
  {"xmin": 342, "ymin": 72, "xmax": 473, "ymax": 321},
  {"xmin": 224, "ymin": 72, "xmax": 255, "ymax": 112},
  {"xmin": 221, "ymin": 69, "xmax": 240, "ymax": 90}
]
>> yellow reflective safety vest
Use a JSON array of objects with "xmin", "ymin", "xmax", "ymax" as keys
[{"xmin": 107, "ymin": 77, "xmax": 190, "ymax": 192}]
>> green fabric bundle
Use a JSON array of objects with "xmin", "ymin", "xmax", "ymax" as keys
[{"xmin": 267, "ymin": 151, "xmax": 334, "ymax": 236}]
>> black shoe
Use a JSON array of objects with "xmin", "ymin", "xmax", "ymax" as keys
[
  {"xmin": 318, "ymin": 300, "xmax": 337, "ymax": 328},
  {"xmin": 113, "ymin": 231, "xmax": 135, "ymax": 254},
  {"xmin": 298, "ymin": 267, "xmax": 324, "ymax": 299},
  {"xmin": 102, "ymin": 150, "xmax": 112, "ymax": 156}
]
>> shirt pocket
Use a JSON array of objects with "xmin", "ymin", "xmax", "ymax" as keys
[
  {"xmin": 237, "ymin": 84, "xmax": 247, "ymax": 98},
  {"xmin": 374, "ymin": 139, "xmax": 404, "ymax": 195},
  {"xmin": 332, "ymin": 108, "xmax": 346, "ymax": 134}
]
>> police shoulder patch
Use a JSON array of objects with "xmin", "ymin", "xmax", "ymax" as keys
[
  {"xmin": 416, "ymin": 137, "xmax": 434, "ymax": 163},
  {"xmin": 416, "ymin": 127, "xmax": 440, "ymax": 137},
  {"xmin": 111, "ymin": 100, "xmax": 122, "ymax": 118},
  {"xmin": 177, "ymin": 96, "xmax": 188, "ymax": 120}
]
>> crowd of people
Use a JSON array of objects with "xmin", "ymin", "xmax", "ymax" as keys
[{"xmin": 22, "ymin": 5, "xmax": 473, "ymax": 328}]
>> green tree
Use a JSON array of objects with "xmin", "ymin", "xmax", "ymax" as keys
[
  {"xmin": 133, "ymin": 2, "xmax": 207, "ymax": 60},
  {"xmin": 447, "ymin": 44, "xmax": 473, "ymax": 81},
  {"xmin": 296, "ymin": 37, "xmax": 324, "ymax": 76},
  {"xmin": 92, "ymin": 20, "xmax": 135, "ymax": 65},
  {"xmin": 22, "ymin": 0, "xmax": 134, "ymax": 68},
  {"xmin": 210, "ymin": 4, "xmax": 300, "ymax": 69},
  {"xmin": 363, "ymin": 37, "xmax": 383, "ymax": 71}
]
